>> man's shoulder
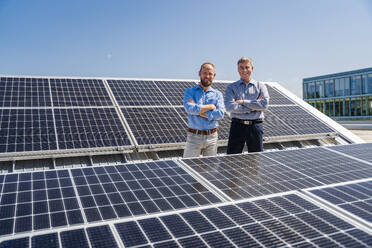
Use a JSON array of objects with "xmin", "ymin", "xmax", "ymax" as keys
[
  {"xmin": 185, "ymin": 85, "xmax": 199, "ymax": 92},
  {"xmin": 226, "ymin": 80, "xmax": 241, "ymax": 89}
]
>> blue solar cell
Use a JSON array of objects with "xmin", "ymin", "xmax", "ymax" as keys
[
  {"xmin": 127, "ymin": 202, "xmax": 146, "ymax": 215},
  {"xmin": 178, "ymin": 236, "xmax": 206, "ymax": 248},
  {"xmin": 94, "ymin": 194, "xmax": 110, "ymax": 206},
  {"xmin": 33, "ymin": 214, "xmax": 50, "ymax": 230},
  {"xmin": 49, "ymin": 199, "xmax": 64, "ymax": 212},
  {"xmin": 181, "ymin": 211, "xmax": 215, "ymax": 233},
  {"xmin": 67, "ymin": 210, "xmax": 84, "ymax": 225},
  {"xmin": 32, "ymin": 233, "xmax": 59, "ymax": 248},
  {"xmin": 297, "ymin": 212, "xmax": 337, "ymax": 234},
  {"xmin": 330, "ymin": 232, "xmax": 365, "ymax": 247},
  {"xmin": 243, "ymin": 223, "xmax": 285, "ymax": 247},
  {"xmin": 18, "ymin": 182, "xmax": 31, "ymax": 192},
  {"xmin": 17, "ymin": 191, "xmax": 32, "ymax": 203},
  {"xmin": 141, "ymin": 200, "xmax": 160, "ymax": 213},
  {"xmin": 47, "ymin": 188, "xmax": 62, "ymax": 199},
  {"xmin": 312, "ymin": 237, "xmax": 339, "ymax": 247},
  {"xmin": 60, "ymin": 229, "xmax": 89, "ymax": 248},
  {"xmin": 0, "ymin": 205, "xmax": 15, "ymax": 219},
  {"xmin": 61, "ymin": 187, "xmax": 75, "ymax": 198},
  {"xmin": 237, "ymin": 201, "xmax": 271, "ymax": 222},
  {"xmin": 87, "ymin": 225, "xmax": 118, "ymax": 248},
  {"xmin": 223, "ymin": 227, "xmax": 261, "ymax": 248},
  {"xmin": 161, "ymin": 214, "xmax": 194, "ymax": 238},
  {"xmin": 16, "ymin": 203, "xmax": 32, "ymax": 216},
  {"xmin": 262, "ymin": 219, "xmax": 304, "ymax": 244},
  {"xmin": 1, "ymin": 193, "xmax": 16, "ymax": 205},
  {"xmin": 153, "ymin": 240, "xmax": 179, "ymax": 248},
  {"xmin": 139, "ymin": 218, "xmax": 172, "ymax": 242},
  {"xmin": 154, "ymin": 199, "xmax": 173, "ymax": 211},
  {"xmin": 90, "ymin": 184, "xmax": 104, "ymax": 194},
  {"xmin": 0, "ymin": 218, "xmax": 14, "ymax": 235},
  {"xmin": 99, "ymin": 206, "xmax": 117, "ymax": 220},
  {"xmin": 346, "ymin": 229, "xmax": 372, "ymax": 246},
  {"xmin": 312, "ymin": 209, "xmax": 354, "ymax": 230},
  {"xmin": 64, "ymin": 198, "xmax": 79, "ymax": 210},
  {"xmin": 51, "ymin": 212, "xmax": 67, "ymax": 227},
  {"xmin": 115, "ymin": 221, "xmax": 148, "ymax": 247},
  {"xmin": 33, "ymin": 190, "xmax": 47, "ymax": 201},
  {"xmin": 219, "ymin": 205, "xmax": 255, "ymax": 225},
  {"xmin": 201, "ymin": 208, "xmax": 235, "ymax": 229},
  {"xmin": 201, "ymin": 231, "xmax": 234, "ymax": 248},
  {"xmin": 113, "ymin": 204, "xmax": 132, "ymax": 217},
  {"xmin": 15, "ymin": 216, "xmax": 32, "ymax": 233},
  {"xmin": 84, "ymin": 208, "xmax": 102, "ymax": 222},
  {"xmin": 0, "ymin": 237, "xmax": 29, "ymax": 248}
]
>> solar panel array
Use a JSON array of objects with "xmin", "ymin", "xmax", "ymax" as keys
[
  {"xmin": 1, "ymin": 193, "xmax": 371, "ymax": 247},
  {"xmin": 0, "ymin": 76, "xmax": 339, "ymax": 155},
  {"xmin": 0, "ymin": 160, "xmax": 222, "ymax": 238},
  {"xmin": 1, "ymin": 143, "xmax": 372, "ymax": 246},
  {"xmin": 182, "ymin": 145, "xmax": 372, "ymax": 200}
]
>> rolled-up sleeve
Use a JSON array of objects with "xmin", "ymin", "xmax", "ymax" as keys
[
  {"xmin": 184, "ymin": 88, "xmax": 201, "ymax": 115},
  {"xmin": 225, "ymin": 85, "xmax": 251, "ymax": 114},
  {"xmin": 206, "ymin": 91, "xmax": 225, "ymax": 121},
  {"xmin": 242, "ymin": 84, "xmax": 270, "ymax": 111}
]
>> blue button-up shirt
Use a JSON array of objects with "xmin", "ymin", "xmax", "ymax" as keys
[
  {"xmin": 225, "ymin": 79, "xmax": 269, "ymax": 120},
  {"xmin": 184, "ymin": 85, "xmax": 225, "ymax": 130}
]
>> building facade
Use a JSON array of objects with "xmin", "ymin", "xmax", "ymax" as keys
[{"xmin": 303, "ymin": 67, "xmax": 372, "ymax": 120}]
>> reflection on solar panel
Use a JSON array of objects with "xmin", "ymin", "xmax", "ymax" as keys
[
  {"xmin": 328, "ymin": 143, "xmax": 372, "ymax": 163},
  {"xmin": 268, "ymin": 105, "xmax": 335, "ymax": 135},
  {"xmin": 264, "ymin": 147, "xmax": 372, "ymax": 185},
  {"xmin": 0, "ymin": 77, "xmax": 51, "ymax": 107},
  {"xmin": 0, "ymin": 160, "xmax": 221, "ymax": 238},
  {"xmin": 183, "ymin": 152, "xmax": 321, "ymax": 200},
  {"xmin": 182, "ymin": 147, "xmax": 372, "ymax": 200},
  {"xmin": 54, "ymin": 108, "xmax": 131, "ymax": 149},
  {"xmin": 50, "ymin": 78, "xmax": 113, "ymax": 107},
  {"xmin": 121, "ymin": 107, "xmax": 187, "ymax": 145},
  {"xmin": 212, "ymin": 82, "xmax": 230, "ymax": 96},
  {"xmin": 266, "ymin": 85, "xmax": 296, "ymax": 105},
  {"xmin": 310, "ymin": 180, "xmax": 372, "ymax": 223},
  {"xmin": 154, "ymin": 80, "xmax": 196, "ymax": 106},
  {"xmin": 107, "ymin": 79, "xmax": 170, "ymax": 106},
  {"xmin": 263, "ymin": 107, "xmax": 298, "ymax": 137},
  {"xmin": 2, "ymin": 193, "xmax": 371, "ymax": 247},
  {"xmin": 0, "ymin": 109, "xmax": 57, "ymax": 153}
]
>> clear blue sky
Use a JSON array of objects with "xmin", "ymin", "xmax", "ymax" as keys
[{"xmin": 1, "ymin": 0, "xmax": 371, "ymax": 97}]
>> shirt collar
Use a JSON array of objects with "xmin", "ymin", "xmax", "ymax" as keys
[
  {"xmin": 197, "ymin": 84, "xmax": 214, "ymax": 92},
  {"xmin": 239, "ymin": 78, "xmax": 257, "ymax": 86}
]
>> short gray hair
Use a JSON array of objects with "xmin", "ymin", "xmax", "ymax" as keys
[{"xmin": 237, "ymin": 57, "xmax": 253, "ymax": 66}]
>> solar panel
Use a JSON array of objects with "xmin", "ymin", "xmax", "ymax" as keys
[
  {"xmin": 264, "ymin": 147, "xmax": 372, "ymax": 185},
  {"xmin": 266, "ymin": 84, "xmax": 296, "ymax": 105},
  {"xmin": 263, "ymin": 107, "xmax": 299, "ymax": 137},
  {"xmin": 182, "ymin": 147, "xmax": 372, "ymax": 200},
  {"xmin": 212, "ymin": 82, "xmax": 230, "ymax": 95},
  {"xmin": 267, "ymin": 105, "xmax": 335, "ymax": 135},
  {"xmin": 54, "ymin": 108, "xmax": 132, "ymax": 149},
  {"xmin": 3, "ymin": 193, "xmax": 371, "ymax": 247},
  {"xmin": 328, "ymin": 143, "xmax": 372, "ymax": 163},
  {"xmin": 0, "ymin": 160, "xmax": 222, "ymax": 238},
  {"xmin": 153, "ymin": 80, "xmax": 196, "ymax": 106},
  {"xmin": 309, "ymin": 180, "xmax": 372, "ymax": 223},
  {"xmin": 0, "ymin": 108, "xmax": 57, "ymax": 153},
  {"xmin": 182, "ymin": 152, "xmax": 322, "ymax": 200},
  {"xmin": 121, "ymin": 107, "xmax": 187, "ymax": 146},
  {"xmin": 0, "ymin": 77, "xmax": 51, "ymax": 107},
  {"xmin": 50, "ymin": 78, "xmax": 113, "ymax": 107},
  {"xmin": 0, "ymin": 170, "xmax": 84, "ymax": 237},
  {"xmin": 107, "ymin": 79, "xmax": 170, "ymax": 106}
]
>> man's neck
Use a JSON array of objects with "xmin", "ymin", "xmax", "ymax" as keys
[
  {"xmin": 241, "ymin": 78, "xmax": 251, "ymax": 84},
  {"xmin": 200, "ymin": 83, "xmax": 210, "ymax": 92}
]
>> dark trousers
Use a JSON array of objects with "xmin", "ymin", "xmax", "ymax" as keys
[{"xmin": 226, "ymin": 121, "xmax": 264, "ymax": 154}]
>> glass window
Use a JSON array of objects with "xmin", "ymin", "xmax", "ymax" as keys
[
  {"xmin": 324, "ymin": 80, "xmax": 334, "ymax": 97},
  {"xmin": 362, "ymin": 97, "xmax": 368, "ymax": 116},
  {"xmin": 308, "ymin": 82, "xmax": 315, "ymax": 99},
  {"xmin": 303, "ymin": 83, "xmax": 308, "ymax": 98},
  {"xmin": 362, "ymin": 75, "xmax": 368, "ymax": 94},
  {"xmin": 350, "ymin": 76, "xmax": 362, "ymax": 95},
  {"xmin": 369, "ymin": 96, "xmax": 372, "ymax": 115},
  {"xmin": 350, "ymin": 97, "xmax": 361, "ymax": 116},
  {"xmin": 325, "ymin": 100, "xmax": 334, "ymax": 116},
  {"xmin": 368, "ymin": 74, "xmax": 372, "ymax": 94},
  {"xmin": 315, "ymin": 81, "xmax": 324, "ymax": 98},
  {"xmin": 344, "ymin": 77, "xmax": 350, "ymax": 96},
  {"xmin": 334, "ymin": 99, "xmax": 342, "ymax": 116},
  {"xmin": 344, "ymin": 98, "xmax": 350, "ymax": 116},
  {"xmin": 335, "ymin": 78, "xmax": 344, "ymax": 96},
  {"xmin": 316, "ymin": 101, "xmax": 324, "ymax": 113}
]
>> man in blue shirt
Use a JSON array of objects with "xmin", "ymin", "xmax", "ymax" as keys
[
  {"xmin": 183, "ymin": 62, "xmax": 225, "ymax": 158},
  {"xmin": 225, "ymin": 57, "xmax": 269, "ymax": 154}
]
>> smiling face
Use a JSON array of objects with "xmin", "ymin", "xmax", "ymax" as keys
[
  {"xmin": 238, "ymin": 61, "xmax": 254, "ymax": 83},
  {"xmin": 199, "ymin": 63, "xmax": 216, "ymax": 88}
]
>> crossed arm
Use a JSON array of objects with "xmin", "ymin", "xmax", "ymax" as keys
[
  {"xmin": 184, "ymin": 89, "xmax": 225, "ymax": 120},
  {"xmin": 225, "ymin": 85, "xmax": 269, "ymax": 113}
]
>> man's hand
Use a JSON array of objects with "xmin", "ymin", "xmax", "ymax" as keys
[
  {"xmin": 187, "ymin": 98, "xmax": 195, "ymax": 104},
  {"xmin": 200, "ymin": 104, "xmax": 216, "ymax": 113},
  {"xmin": 235, "ymin": 99, "xmax": 244, "ymax": 104},
  {"xmin": 257, "ymin": 94, "xmax": 263, "ymax": 100},
  {"xmin": 200, "ymin": 112, "xmax": 207, "ymax": 118}
]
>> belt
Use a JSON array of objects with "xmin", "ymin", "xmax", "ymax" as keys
[
  {"xmin": 188, "ymin": 128, "xmax": 217, "ymax": 135},
  {"xmin": 232, "ymin": 118, "xmax": 263, "ymax": 125}
]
